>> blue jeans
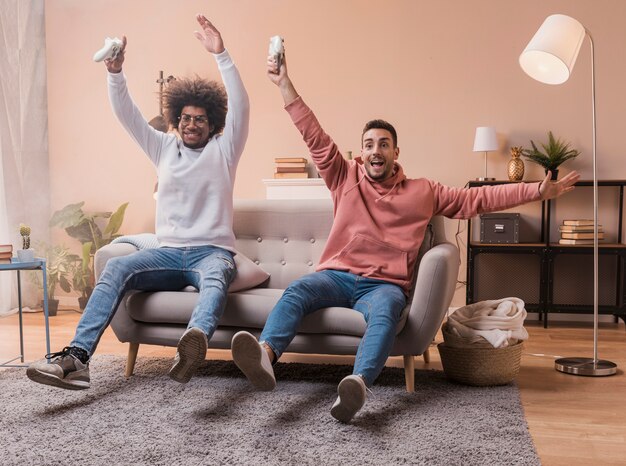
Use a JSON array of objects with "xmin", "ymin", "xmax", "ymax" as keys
[
  {"xmin": 260, "ymin": 270, "xmax": 407, "ymax": 386},
  {"xmin": 71, "ymin": 246, "xmax": 236, "ymax": 356}
]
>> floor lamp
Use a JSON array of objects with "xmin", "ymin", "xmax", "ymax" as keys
[{"xmin": 519, "ymin": 14, "xmax": 617, "ymax": 376}]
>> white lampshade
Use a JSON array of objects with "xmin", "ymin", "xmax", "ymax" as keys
[
  {"xmin": 519, "ymin": 14, "xmax": 585, "ymax": 85},
  {"xmin": 473, "ymin": 126, "xmax": 498, "ymax": 152}
]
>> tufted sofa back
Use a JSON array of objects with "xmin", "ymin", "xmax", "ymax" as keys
[
  {"xmin": 232, "ymin": 198, "xmax": 446, "ymax": 291},
  {"xmin": 233, "ymin": 199, "xmax": 334, "ymax": 289}
]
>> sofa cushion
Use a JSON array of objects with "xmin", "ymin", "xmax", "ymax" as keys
[
  {"xmin": 125, "ymin": 288, "xmax": 409, "ymax": 337},
  {"xmin": 230, "ymin": 251, "xmax": 270, "ymax": 292}
]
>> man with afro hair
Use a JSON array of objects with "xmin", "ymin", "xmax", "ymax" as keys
[{"xmin": 27, "ymin": 14, "xmax": 249, "ymax": 390}]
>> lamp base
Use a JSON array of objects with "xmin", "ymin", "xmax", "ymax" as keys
[
  {"xmin": 476, "ymin": 177, "xmax": 496, "ymax": 181},
  {"xmin": 555, "ymin": 357, "xmax": 617, "ymax": 376}
]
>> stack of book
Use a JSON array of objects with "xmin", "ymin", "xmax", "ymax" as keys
[
  {"xmin": 558, "ymin": 219, "xmax": 604, "ymax": 245},
  {"xmin": 0, "ymin": 244, "xmax": 13, "ymax": 263},
  {"xmin": 274, "ymin": 157, "xmax": 308, "ymax": 179}
]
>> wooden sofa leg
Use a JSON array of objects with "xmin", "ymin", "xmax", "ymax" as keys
[
  {"xmin": 403, "ymin": 355, "xmax": 415, "ymax": 392},
  {"xmin": 422, "ymin": 347, "xmax": 431, "ymax": 364},
  {"xmin": 125, "ymin": 343, "xmax": 139, "ymax": 377}
]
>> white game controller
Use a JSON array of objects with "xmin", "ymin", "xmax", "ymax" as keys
[
  {"xmin": 93, "ymin": 37, "xmax": 123, "ymax": 62},
  {"xmin": 268, "ymin": 35, "xmax": 284, "ymax": 71}
]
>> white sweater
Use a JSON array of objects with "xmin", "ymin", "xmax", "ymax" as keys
[{"xmin": 107, "ymin": 50, "xmax": 249, "ymax": 250}]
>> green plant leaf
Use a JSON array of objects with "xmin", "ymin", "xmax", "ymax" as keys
[
  {"xmin": 81, "ymin": 242, "xmax": 92, "ymax": 271},
  {"xmin": 522, "ymin": 131, "xmax": 580, "ymax": 171},
  {"xmin": 104, "ymin": 202, "xmax": 129, "ymax": 237},
  {"xmin": 49, "ymin": 202, "xmax": 86, "ymax": 228},
  {"xmin": 59, "ymin": 275, "xmax": 72, "ymax": 293}
]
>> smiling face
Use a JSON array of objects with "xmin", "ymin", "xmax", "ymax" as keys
[
  {"xmin": 178, "ymin": 105, "xmax": 212, "ymax": 149},
  {"xmin": 361, "ymin": 128, "xmax": 399, "ymax": 181}
]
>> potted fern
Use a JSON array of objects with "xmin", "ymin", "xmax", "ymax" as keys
[{"xmin": 523, "ymin": 131, "xmax": 580, "ymax": 180}]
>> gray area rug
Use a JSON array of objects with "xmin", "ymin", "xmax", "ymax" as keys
[{"xmin": 0, "ymin": 356, "xmax": 540, "ymax": 465}]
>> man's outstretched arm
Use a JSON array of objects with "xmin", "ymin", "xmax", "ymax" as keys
[{"xmin": 267, "ymin": 53, "xmax": 298, "ymax": 106}]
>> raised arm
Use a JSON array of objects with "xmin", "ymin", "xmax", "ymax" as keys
[
  {"xmin": 195, "ymin": 14, "xmax": 249, "ymax": 161},
  {"xmin": 267, "ymin": 50, "xmax": 349, "ymax": 190},
  {"xmin": 104, "ymin": 36, "xmax": 167, "ymax": 165},
  {"xmin": 267, "ymin": 53, "xmax": 299, "ymax": 106}
]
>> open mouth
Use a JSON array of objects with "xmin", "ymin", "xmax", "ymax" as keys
[{"xmin": 370, "ymin": 160, "xmax": 385, "ymax": 168}]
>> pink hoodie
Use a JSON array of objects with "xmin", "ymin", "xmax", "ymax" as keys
[{"xmin": 286, "ymin": 97, "xmax": 541, "ymax": 294}]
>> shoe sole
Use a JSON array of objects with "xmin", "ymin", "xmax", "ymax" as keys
[
  {"xmin": 231, "ymin": 332, "xmax": 276, "ymax": 391},
  {"xmin": 26, "ymin": 367, "xmax": 90, "ymax": 390},
  {"xmin": 169, "ymin": 329, "xmax": 207, "ymax": 384},
  {"xmin": 330, "ymin": 376, "xmax": 365, "ymax": 423}
]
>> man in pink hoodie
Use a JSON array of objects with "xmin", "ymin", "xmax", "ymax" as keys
[{"xmin": 231, "ymin": 53, "xmax": 580, "ymax": 422}]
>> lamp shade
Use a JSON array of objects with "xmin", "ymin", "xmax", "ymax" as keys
[
  {"xmin": 473, "ymin": 126, "xmax": 498, "ymax": 152},
  {"xmin": 519, "ymin": 14, "xmax": 585, "ymax": 85}
]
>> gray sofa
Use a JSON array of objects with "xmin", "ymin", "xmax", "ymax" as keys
[{"xmin": 95, "ymin": 199, "xmax": 460, "ymax": 391}]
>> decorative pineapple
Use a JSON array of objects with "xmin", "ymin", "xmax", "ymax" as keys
[
  {"xmin": 19, "ymin": 224, "xmax": 31, "ymax": 250},
  {"xmin": 508, "ymin": 146, "xmax": 525, "ymax": 181}
]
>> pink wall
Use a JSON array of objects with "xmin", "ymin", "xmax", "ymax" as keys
[{"xmin": 45, "ymin": 0, "xmax": 626, "ymax": 305}]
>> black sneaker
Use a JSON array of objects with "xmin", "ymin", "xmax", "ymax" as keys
[
  {"xmin": 169, "ymin": 327, "xmax": 208, "ymax": 383},
  {"xmin": 26, "ymin": 347, "xmax": 90, "ymax": 390}
]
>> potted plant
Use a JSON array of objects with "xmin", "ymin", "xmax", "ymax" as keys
[
  {"xmin": 522, "ymin": 131, "xmax": 580, "ymax": 180},
  {"xmin": 32, "ymin": 243, "xmax": 79, "ymax": 316},
  {"xmin": 49, "ymin": 201, "xmax": 128, "ymax": 306},
  {"xmin": 71, "ymin": 251, "xmax": 93, "ymax": 310},
  {"xmin": 17, "ymin": 224, "xmax": 35, "ymax": 262}
]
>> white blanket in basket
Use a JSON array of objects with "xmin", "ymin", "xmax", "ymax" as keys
[{"xmin": 447, "ymin": 297, "xmax": 528, "ymax": 348}]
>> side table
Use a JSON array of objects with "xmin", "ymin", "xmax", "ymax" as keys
[{"xmin": 0, "ymin": 258, "xmax": 50, "ymax": 367}]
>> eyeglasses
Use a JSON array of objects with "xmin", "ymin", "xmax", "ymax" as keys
[{"xmin": 179, "ymin": 114, "xmax": 209, "ymax": 127}]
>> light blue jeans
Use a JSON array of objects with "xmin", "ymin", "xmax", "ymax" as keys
[
  {"xmin": 71, "ymin": 246, "xmax": 236, "ymax": 357},
  {"xmin": 260, "ymin": 270, "xmax": 407, "ymax": 386}
]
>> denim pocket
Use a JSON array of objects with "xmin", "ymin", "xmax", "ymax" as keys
[{"xmin": 218, "ymin": 255, "xmax": 236, "ymax": 271}]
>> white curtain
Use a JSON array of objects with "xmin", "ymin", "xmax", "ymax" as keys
[{"xmin": 0, "ymin": 0, "xmax": 50, "ymax": 316}]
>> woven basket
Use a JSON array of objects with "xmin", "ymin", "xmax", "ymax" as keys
[{"xmin": 437, "ymin": 342, "xmax": 523, "ymax": 386}]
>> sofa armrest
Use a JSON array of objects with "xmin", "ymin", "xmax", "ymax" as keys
[
  {"xmin": 393, "ymin": 242, "xmax": 460, "ymax": 355},
  {"xmin": 94, "ymin": 243, "xmax": 139, "ymax": 281}
]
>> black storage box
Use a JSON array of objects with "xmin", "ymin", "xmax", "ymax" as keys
[{"xmin": 480, "ymin": 213, "xmax": 520, "ymax": 244}]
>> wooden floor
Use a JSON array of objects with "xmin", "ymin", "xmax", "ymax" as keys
[{"xmin": 1, "ymin": 307, "xmax": 625, "ymax": 466}]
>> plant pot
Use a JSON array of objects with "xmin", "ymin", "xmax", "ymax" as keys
[
  {"xmin": 545, "ymin": 168, "xmax": 559, "ymax": 180},
  {"xmin": 17, "ymin": 249, "xmax": 35, "ymax": 262},
  {"xmin": 78, "ymin": 296, "xmax": 89, "ymax": 311},
  {"xmin": 44, "ymin": 299, "xmax": 59, "ymax": 317}
]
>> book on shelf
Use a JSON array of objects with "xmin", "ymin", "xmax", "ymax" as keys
[
  {"xmin": 0, "ymin": 251, "xmax": 13, "ymax": 258},
  {"xmin": 0, "ymin": 258, "xmax": 11, "ymax": 264},
  {"xmin": 274, "ymin": 157, "xmax": 308, "ymax": 164},
  {"xmin": 558, "ymin": 238, "xmax": 595, "ymax": 245},
  {"xmin": 0, "ymin": 244, "xmax": 13, "ymax": 254},
  {"xmin": 558, "ymin": 225, "xmax": 602, "ymax": 233},
  {"xmin": 561, "ymin": 232, "xmax": 604, "ymax": 240},
  {"xmin": 275, "ymin": 166, "xmax": 307, "ymax": 173},
  {"xmin": 275, "ymin": 162, "xmax": 307, "ymax": 168},
  {"xmin": 273, "ymin": 172, "xmax": 309, "ymax": 179},
  {"xmin": 562, "ymin": 219, "xmax": 595, "ymax": 226}
]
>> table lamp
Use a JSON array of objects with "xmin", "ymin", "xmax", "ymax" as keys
[
  {"xmin": 473, "ymin": 126, "xmax": 498, "ymax": 181},
  {"xmin": 520, "ymin": 14, "xmax": 617, "ymax": 376}
]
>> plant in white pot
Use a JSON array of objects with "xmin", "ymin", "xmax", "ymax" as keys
[{"xmin": 17, "ymin": 224, "xmax": 35, "ymax": 262}]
